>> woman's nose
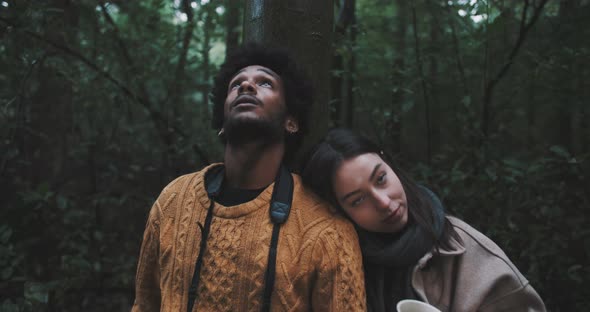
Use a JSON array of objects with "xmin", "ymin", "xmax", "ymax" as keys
[{"xmin": 372, "ymin": 191, "xmax": 390, "ymax": 211}]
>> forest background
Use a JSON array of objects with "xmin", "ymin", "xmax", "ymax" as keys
[{"xmin": 1, "ymin": 0, "xmax": 589, "ymax": 311}]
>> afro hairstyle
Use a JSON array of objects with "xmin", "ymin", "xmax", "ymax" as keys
[{"xmin": 210, "ymin": 43, "xmax": 314, "ymax": 156}]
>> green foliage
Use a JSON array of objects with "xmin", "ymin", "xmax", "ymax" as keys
[
  {"xmin": 413, "ymin": 144, "xmax": 590, "ymax": 310},
  {"xmin": 1, "ymin": 0, "xmax": 588, "ymax": 310},
  {"xmin": 341, "ymin": 0, "xmax": 590, "ymax": 310},
  {"xmin": 1, "ymin": 0, "xmax": 237, "ymax": 310}
]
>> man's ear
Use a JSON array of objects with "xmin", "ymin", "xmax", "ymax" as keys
[{"xmin": 284, "ymin": 117, "xmax": 299, "ymax": 134}]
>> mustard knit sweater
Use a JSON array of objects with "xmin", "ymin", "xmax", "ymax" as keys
[{"xmin": 132, "ymin": 164, "xmax": 366, "ymax": 312}]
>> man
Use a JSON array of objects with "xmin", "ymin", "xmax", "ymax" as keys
[{"xmin": 132, "ymin": 44, "xmax": 366, "ymax": 312}]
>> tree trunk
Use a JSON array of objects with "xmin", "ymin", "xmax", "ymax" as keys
[
  {"xmin": 26, "ymin": 0, "xmax": 78, "ymax": 285},
  {"xmin": 224, "ymin": 0, "xmax": 241, "ymax": 59},
  {"xmin": 344, "ymin": 45, "xmax": 356, "ymax": 128},
  {"xmin": 411, "ymin": 4, "xmax": 432, "ymax": 164},
  {"xmin": 428, "ymin": 2, "xmax": 440, "ymax": 157},
  {"xmin": 555, "ymin": 0, "xmax": 577, "ymax": 152},
  {"xmin": 481, "ymin": 0, "xmax": 549, "ymax": 142},
  {"xmin": 331, "ymin": 51, "xmax": 344, "ymax": 127},
  {"xmin": 332, "ymin": 0, "xmax": 357, "ymax": 128},
  {"xmin": 243, "ymin": 0, "xmax": 334, "ymax": 148},
  {"xmin": 389, "ymin": 0, "xmax": 407, "ymax": 155},
  {"xmin": 201, "ymin": 6, "xmax": 213, "ymax": 118}
]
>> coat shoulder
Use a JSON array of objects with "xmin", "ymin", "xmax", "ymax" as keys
[{"xmin": 446, "ymin": 216, "xmax": 530, "ymax": 287}]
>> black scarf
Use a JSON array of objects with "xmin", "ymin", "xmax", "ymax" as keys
[{"xmin": 358, "ymin": 187, "xmax": 446, "ymax": 312}]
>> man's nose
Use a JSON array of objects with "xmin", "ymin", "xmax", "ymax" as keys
[{"xmin": 238, "ymin": 80, "xmax": 256, "ymax": 94}]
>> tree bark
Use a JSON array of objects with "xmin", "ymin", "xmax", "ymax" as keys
[
  {"xmin": 344, "ymin": 0, "xmax": 356, "ymax": 128},
  {"xmin": 225, "ymin": 0, "xmax": 241, "ymax": 59},
  {"xmin": 427, "ymin": 2, "xmax": 441, "ymax": 158},
  {"xmin": 166, "ymin": 0, "xmax": 195, "ymax": 110},
  {"xmin": 331, "ymin": 0, "xmax": 356, "ymax": 128},
  {"xmin": 389, "ymin": 0, "xmax": 408, "ymax": 155},
  {"xmin": 481, "ymin": 0, "xmax": 549, "ymax": 140},
  {"xmin": 201, "ymin": 5, "xmax": 213, "ymax": 117},
  {"xmin": 25, "ymin": 0, "xmax": 78, "ymax": 287},
  {"xmin": 243, "ymin": 0, "xmax": 334, "ymax": 149},
  {"xmin": 411, "ymin": 4, "xmax": 432, "ymax": 164}
]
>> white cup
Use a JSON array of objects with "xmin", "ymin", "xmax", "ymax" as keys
[{"xmin": 396, "ymin": 299, "xmax": 441, "ymax": 312}]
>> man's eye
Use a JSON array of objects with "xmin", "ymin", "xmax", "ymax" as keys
[
  {"xmin": 229, "ymin": 81, "xmax": 241, "ymax": 89},
  {"xmin": 259, "ymin": 81, "xmax": 272, "ymax": 87}
]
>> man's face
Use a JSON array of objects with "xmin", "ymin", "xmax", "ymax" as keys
[{"xmin": 222, "ymin": 65, "xmax": 289, "ymax": 144}]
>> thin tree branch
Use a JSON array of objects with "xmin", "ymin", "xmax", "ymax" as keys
[
  {"xmin": 97, "ymin": 3, "xmax": 193, "ymax": 162},
  {"xmin": 199, "ymin": 7, "xmax": 213, "ymax": 117},
  {"xmin": 98, "ymin": 1, "xmax": 136, "ymax": 70},
  {"xmin": 444, "ymin": 2, "xmax": 467, "ymax": 91},
  {"xmin": 481, "ymin": 0, "xmax": 492, "ymax": 141},
  {"xmin": 97, "ymin": 2, "xmax": 168, "ymax": 139},
  {"xmin": 0, "ymin": 17, "xmax": 141, "ymax": 103},
  {"xmin": 0, "ymin": 54, "xmax": 42, "ymax": 178},
  {"xmin": 1, "ymin": 15, "xmax": 210, "ymax": 163},
  {"xmin": 164, "ymin": 0, "xmax": 196, "ymax": 106},
  {"xmin": 97, "ymin": 3, "xmax": 210, "ymax": 163},
  {"xmin": 488, "ymin": 0, "xmax": 546, "ymax": 88},
  {"xmin": 482, "ymin": 0, "xmax": 549, "ymax": 137}
]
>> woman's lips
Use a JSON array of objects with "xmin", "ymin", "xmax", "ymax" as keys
[{"xmin": 382, "ymin": 205, "xmax": 402, "ymax": 224}]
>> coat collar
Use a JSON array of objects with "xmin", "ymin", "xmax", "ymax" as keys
[{"xmin": 415, "ymin": 227, "xmax": 466, "ymax": 269}]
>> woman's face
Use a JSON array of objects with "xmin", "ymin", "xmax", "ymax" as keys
[{"xmin": 332, "ymin": 153, "xmax": 409, "ymax": 233}]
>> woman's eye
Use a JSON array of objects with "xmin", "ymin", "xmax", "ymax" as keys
[
  {"xmin": 259, "ymin": 81, "xmax": 272, "ymax": 87},
  {"xmin": 376, "ymin": 173, "xmax": 387, "ymax": 185},
  {"xmin": 351, "ymin": 196, "xmax": 365, "ymax": 207}
]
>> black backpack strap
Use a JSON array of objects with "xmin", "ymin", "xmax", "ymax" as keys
[
  {"xmin": 187, "ymin": 166, "xmax": 224, "ymax": 312},
  {"xmin": 261, "ymin": 165, "xmax": 293, "ymax": 312},
  {"xmin": 186, "ymin": 165, "xmax": 293, "ymax": 312}
]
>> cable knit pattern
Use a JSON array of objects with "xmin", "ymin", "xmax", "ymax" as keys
[
  {"xmin": 172, "ymin": 173, "xmax": 198, "ymax": 306},
  {"xmin": 131, "ymin": 164, "xmax": 366, "ymax": 312},
  {"xmin": 196, "ymin": 218, "xmax": 244, "ymax": 311}
]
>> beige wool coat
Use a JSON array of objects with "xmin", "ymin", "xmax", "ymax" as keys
[{"xmin": 411, "ymin": 217, "xmax": 546, "ymax": 312}]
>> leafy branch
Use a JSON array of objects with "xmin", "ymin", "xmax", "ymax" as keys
[
  {"xmin": 481, "ymin": 0, "xmax": 550, "ymax": 138},
  {"xmin": 0, "ymin": 14, "xmax": 210, "ymax": 164}
]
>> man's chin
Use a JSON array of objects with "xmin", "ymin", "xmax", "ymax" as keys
[{"xmin": 223, "ymin": 117, "xmax": 283, "ymax": 146}]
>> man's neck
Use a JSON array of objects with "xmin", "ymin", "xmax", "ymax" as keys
[{"xmin": 223, "ymin": 141, "xmax": 285, "ymax": 190}]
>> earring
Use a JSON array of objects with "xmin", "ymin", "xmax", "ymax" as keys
[
  {"xmin": 218, "ymin": 128, "xmax": 225, "ymax": 136},
  {"xmin": 285, "ymin": 118, "xmax": 299, "ymax": 134}
]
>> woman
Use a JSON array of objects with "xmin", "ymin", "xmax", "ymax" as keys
[{"xmin": 301, "ymin": 128, "xmax": 545, "ymax": 312}]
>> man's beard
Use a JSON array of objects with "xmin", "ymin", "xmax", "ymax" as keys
[{"xmin": 223, "ymin": 113, "xmax": 285, "ymax": 147}]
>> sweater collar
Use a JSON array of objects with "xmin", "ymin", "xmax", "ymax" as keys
[{"xmin": 197, "ymin": 163, "xmax": 274, "ymax": 219}]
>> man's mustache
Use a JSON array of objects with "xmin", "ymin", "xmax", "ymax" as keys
[{"xmin": 231, "ymin": 95, "xmax": 263, "ymax": 108}]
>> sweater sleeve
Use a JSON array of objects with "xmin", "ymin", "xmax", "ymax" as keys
[
  {"xmin": 131, "ymin": 200, "xmax": 162, "ymax": 312},
  {"xmin": 310, "ymin": 219, "xmax": 366, "ymax": 311}
]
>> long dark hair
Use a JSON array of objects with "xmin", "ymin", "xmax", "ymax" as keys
[{"xmin": 301, "ymin": 128, "xmax": 459, "ymax": 252}]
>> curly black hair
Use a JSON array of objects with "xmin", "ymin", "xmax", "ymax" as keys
[{"xmin": 210, "ymin": 43, "xmax": 314, "ymax": 157}]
